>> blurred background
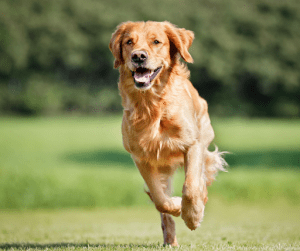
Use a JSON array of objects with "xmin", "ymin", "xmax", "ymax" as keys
[{"xmin": 0, "ymin": 0, "xmax": 299, "ymax": 210}]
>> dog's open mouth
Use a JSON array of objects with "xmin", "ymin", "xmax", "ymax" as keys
[{"xmin": 132, "ymin": 67, "xmax": 162, "ymax": 89}]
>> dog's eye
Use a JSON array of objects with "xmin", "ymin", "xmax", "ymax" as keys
[
  {"xmin": 154, "ymin": 40, "xmax": 160, "ymax": 44},
  {"xmin": 126, "ymin": 39, "xmax": 133, "ymax": 45}
]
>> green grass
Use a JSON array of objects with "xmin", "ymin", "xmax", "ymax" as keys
[
  {"xmin": 212, "ymin": 118, "xmax": 300, "ymax": 152},
  {"xmin": 0, "ymin": 202, "xmax": 299, "ymax": 250},
  {"xmin": 0, "ymin": 116, "xmax": 300, "ymax": 209},
  {"xmin": 0, "ymin": 116, "xmax": 300, "ymax": 250},
  {"xmin": 0, "ymin": 116, "xmax": 149, "ymax": 209}
]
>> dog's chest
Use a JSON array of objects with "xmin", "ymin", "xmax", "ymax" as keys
[{"xmin": 132, "ymin": 115, "xmax": 188, "ymax": 159}]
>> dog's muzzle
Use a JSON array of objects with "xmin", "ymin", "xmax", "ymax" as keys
[{"xmin": 131, "ymin": 67, "xmax": 162, "ymax": 89}]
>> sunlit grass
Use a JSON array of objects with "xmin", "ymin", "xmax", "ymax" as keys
[
  {"xmin": 212, "ymin": 118, "xmax": 300, "ymax": 152},
  {"xmin": 0, "ymin": 116, "xmax": 299, "ymax": 209},
  {"xmin": 0, "ymin": 116, "xmax": 300, "ymax": 250},
  {"xmin": 0, "ymin": 202, "xmax": 299, "ymax": 250}
]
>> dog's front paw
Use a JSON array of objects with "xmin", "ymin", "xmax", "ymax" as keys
[
  {"xmin": 181, "ymin": 187, "xmax": 204, "ymax": 230},
  {"xmin": 156, "ymin": 197, "xmax": 182, "ymax": 217},
  {"xmin": 170, "ymin": 196, "xmax": 182, "ymax": 217}
]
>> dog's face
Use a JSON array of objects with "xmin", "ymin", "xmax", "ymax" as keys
[{"xmin": 109, "ymin": 21, "xmax": 194, "ymax": 90}]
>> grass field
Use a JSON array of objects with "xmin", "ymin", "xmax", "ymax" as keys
[
  {"xmin": 0, "ymin": 116, "xmax": 299, "ymax": 209},
  {"xmin": 0, "ymin": 202, "xmax": 299, "ymax": 250},
  {"xmin": 0, "ymin": 116, "xmax": 300, "ymax": 250}
]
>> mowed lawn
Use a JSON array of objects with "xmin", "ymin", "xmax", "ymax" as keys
[
  {"xmin": 0, "ymin": 202, "xmax": 300, "ymax": 250},
  {"xmin": 0, "ymin": 116, "xmax": 300, "ymax": 250}
]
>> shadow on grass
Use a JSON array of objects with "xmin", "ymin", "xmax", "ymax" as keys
[
  {"xmin": 62, "ymin": 149, "xmax": 134, "ymax": 168},
  {"xmin": 62, "ymin": 149, "xmax": 300, "ymax": 169},
  {"xmin": 227, "ymin": 150, "xmax": 300, "ymax": 168},
  {"xmin": 0, "ymin": 242, "xmax": 161, "ymax": 250}
]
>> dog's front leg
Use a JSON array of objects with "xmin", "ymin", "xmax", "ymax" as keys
[
  {"xmin": 181, "ymin": 142, "xmax": 206, "ymax": 230},
  {"xmin": 134, "ymin": 159, "xmax": 181, "ymax": 217}
]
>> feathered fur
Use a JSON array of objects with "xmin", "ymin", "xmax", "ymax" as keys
[{"xmin": 109, "ymin": 21, "xmax": 227, "ymax": 247}]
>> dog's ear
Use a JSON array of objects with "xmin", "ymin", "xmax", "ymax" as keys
[
  {"xmin": 163, "ymin": 22, "xmax": 194, "ymax": 63},
  {"xmin": 109, "ymin": 22, "xmax": 130, "ymax": 68}
]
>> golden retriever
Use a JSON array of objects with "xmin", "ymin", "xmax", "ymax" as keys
[{"xmin": 109, "ymin": 21, "xmax": 226, "ymax": 247}]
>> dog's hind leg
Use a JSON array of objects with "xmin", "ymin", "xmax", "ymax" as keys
[
  {"xmin": 160, "ymin": 213, "xmax": 178, "ymax": 246},
  {"xmin": 146, "ymin": 177, "xmax": 178, "ymax": 247},
  {"xmin": 144, "ymin": 174, "xmax": 179, "ymax": 246},
  {"xmin": 161, "ymin": 177, "xmax": 178, "ymax": 246}
]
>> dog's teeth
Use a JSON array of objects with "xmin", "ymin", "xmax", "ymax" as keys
[{"xmin": 134, "ymin": 70, "xmax": 152, "ymax": 82}]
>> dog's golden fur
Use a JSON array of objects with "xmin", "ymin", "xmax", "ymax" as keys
[{"xmin": 109, "ymin": 21, "xmax": 226, "ymax": 246}]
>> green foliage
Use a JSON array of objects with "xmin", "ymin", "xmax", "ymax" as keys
[
  {"xmin": 0, "ymin": 0, "xmax": 299, "ymax": 116},
  {"xmin": 0, "ymin": 116, "xmax": 300, "ymax": 210}
]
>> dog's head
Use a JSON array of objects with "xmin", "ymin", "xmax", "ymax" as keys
[{"xmin": 109, "ymin": 21, "xmax": 194, "ymax": 90}]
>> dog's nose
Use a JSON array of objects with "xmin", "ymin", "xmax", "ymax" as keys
[{"xmin": 131, "ymin": 50, "xmax": 148, "ymax": 65}]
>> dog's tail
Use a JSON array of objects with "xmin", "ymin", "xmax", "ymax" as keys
[{"xmin": 204, "ymin": 146, "xmax": 228, "ymax": 186}]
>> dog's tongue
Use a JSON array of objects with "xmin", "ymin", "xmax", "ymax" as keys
[{"xmin": 133, "ymin": 68, "xmax": 152, "ymax": 84}]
